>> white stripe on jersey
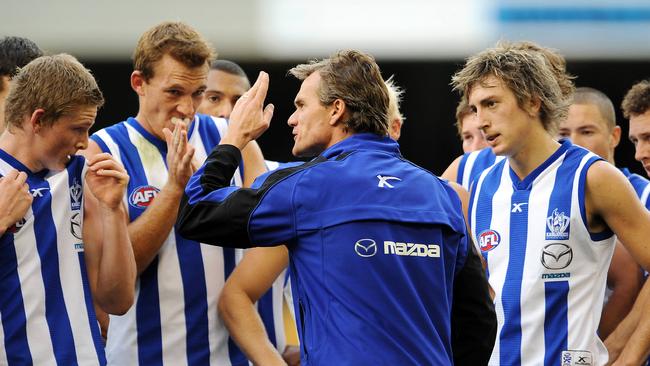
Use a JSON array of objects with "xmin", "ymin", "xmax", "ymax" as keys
[{"xmin": 641, "ymin": 183, "xmax": 650, "ymax": 206}]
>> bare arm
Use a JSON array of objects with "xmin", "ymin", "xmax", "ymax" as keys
[
  {"xmin": 82, "ymin": 153, "xmax": 136, "ymax": 314},
  {"xmin": 241, "ymin": 140, "xmax": 267, "ymax": 188},
  {"xmin": 218, "ymin": 246, "xmax": 289, "ymax": 366},
  {"xmin": 587, "ymin": 162, "xmax": 650, "ymax": 271},
  {"xmin": 599, "ymin": 241, "xmax": 643, "ymax": 339},
  {"xmin": 605, "ymin": 281, "xmax": 650, "ymax": 365},
  {"xmin": 441, "ymin": 155, "xmax": 462, "ymax": 182},
  {"xmin": 0, "ymin": 169, "xmax": 32, "ymax": 235}
]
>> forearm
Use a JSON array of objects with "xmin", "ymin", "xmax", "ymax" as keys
[
  {"xmin": 219, "ymin": 288, "xmax": 286, "ymax": 366},
  {"xmin": 241, "ymin": 141, "xmax": 267, "ymax": 188},
  {"xmin": 615, "ymin": 315, "xmax": 650, "ymax": 366},
  {"xmin": 606, "ymin": 280, "xmax": 650, "ymax": 361},
  {"xmin": 129, "ymin": 183, "xmax": 184, "ymax": 274},
  {"xmin": 600, "ymin": 290, "xmax": 638, "ymax": 339},
  {"xmin": 95, "ymin": 204, "xmax": 136, "ymax": 314}
]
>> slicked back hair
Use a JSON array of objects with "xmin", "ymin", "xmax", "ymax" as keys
[{"xmin": 289, "ymin": 50, "xmax": 390, "ymax": 136}]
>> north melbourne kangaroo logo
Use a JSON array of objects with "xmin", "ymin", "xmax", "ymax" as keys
[
  {"xmin": 376, "ymin": 175, "xmax": 401, "ymax": 188},
  {"xmin": 546, "ymin": 208, "xmax": 570, "ymax": 240}
]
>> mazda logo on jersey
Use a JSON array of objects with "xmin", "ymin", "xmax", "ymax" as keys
[
  {"xmin": 70, "ymin": 212, "xmax": 82, "ymax": 240},
  {"xmin": 354, "ymin": 239, "xmax": 377, "ymax": 257},
  {"xmin": 129, "ymin": 185, "xmax": 160, "ymax": 208},
  {"xmin": 478, "ymin": 229, "xmax": 501, "ymax": 252},
  {"xmin": 541, "ymin": 243, "xmax": 573, "ymax": 270}
]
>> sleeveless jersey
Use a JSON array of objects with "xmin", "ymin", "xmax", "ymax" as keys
[
  {"xmin": 91, "ymin": 115, "xmax": 285, "ymax": 366},
  {"xmin": 470, "ymin": 141, "xmax": 616, "ymax": 366},
  {"xmin": 0, "ymin": 150, "xmax": 106, "ymax": 365},
  {"xmin": 457, "ymin": 147, "xmax": 504, "ymax": 190}
]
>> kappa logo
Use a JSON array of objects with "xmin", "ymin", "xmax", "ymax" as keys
[
  {"xmin": 546, "ymin": 208, "xmax": 570, "ymax": 240},
  {"xmin": 541, "ymin": 243, "xmax": 573, "ymax": 270},
  {"xmin": 478, "ymin": 229, "xmax": 501, "ymax": 252},
  {"xmin": 30, "ymin": 187, "xmax": 49, "ymax": 198},
  {"xmin": 70, "ymin": 212, "xmax": 82, "ymax": 240},
  {"xmin": 129, "ymin": 185, "xmax": 160, "ymax": 209},
  {"xmin": 377, "ymin": 175, "xmax": 401, "ymax": 188},
  {"xmin": 511, "ymin": 202, "xmax": 528, "ymax": 213},
  {"xmin": 70, "ymin": 179, "xmax": 82, "ymax": 210},
  {"xmin": 354, "ymin": 239, "xmax": 377, "ymax": 257}
]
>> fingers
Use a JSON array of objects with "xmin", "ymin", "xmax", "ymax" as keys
[
  {"xmin": 163, "ymin": 127, "xmax": 173, "ymax": 146},
  {"xmin": 86, "ymin": 152, "xmax": 115, "ymax": 166},
  {"xmin": 180, "ymin": 145, "xmax": 195, "ymax": 167},
  {"xmin": 249, "ymin": 72, "xmax": 269, "ymax": 105},
  {"xmin": 3, "ymin": 169, "xmax": 19, "ymax": 180},
  {"xmin": 263, "ymin": 103, "xmax": 275, "ymax": 125}
]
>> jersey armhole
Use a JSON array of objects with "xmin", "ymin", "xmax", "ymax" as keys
[{"xmin": 578, "ymin": 157, "xmax": 614, "ymax": 242}]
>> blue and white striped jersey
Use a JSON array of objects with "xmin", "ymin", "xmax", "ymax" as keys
[
  {"xmin": 457, "ymin": 147, "xmax": 504, "ymax": 191},
  {"xmin": 470, "ymin": 140, "xmax": 616, "ymax": 366},
  {"xmin": 90, "ymin": 115, "xmax": 285, "ymax": 366},
  {"xmin": 0, "ymin": 150, "xmax": 106, "ymax": 365}
]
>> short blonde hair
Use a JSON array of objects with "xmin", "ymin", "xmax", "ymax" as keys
[
  {"xmin": 385, "ymin": 76, "xmax": 405, "ymax": 123},
  {"xmin": 5, "ymin": 54, "xmax": 104, "ymax": 129}
]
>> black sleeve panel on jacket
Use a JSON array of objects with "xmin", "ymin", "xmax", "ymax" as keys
[
  {"xmin": 451, "ymin": 244, "xmax": 497, "ymax": 366},
  {"xmin": 177, "ymin": 144, "xmax": 328, "ymax": 248}
]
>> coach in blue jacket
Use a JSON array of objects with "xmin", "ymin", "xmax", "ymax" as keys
[{"xmin": 178, "ymin": 50, "xmax": 489, "ymax": 365}]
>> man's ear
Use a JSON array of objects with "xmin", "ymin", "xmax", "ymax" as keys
[
  {"xmin": 29, "ymin": 109, "xmax": 46, "ymax": 133},
  {"xmin": 329, "ymin": 99, "xmax": 347, "ymax": 126},
  {"xmin": 131, "ymin": 70, "xmax": 146, "ymax": 96},
  {"xmin": 526, "ymin": 97, "xmax": 542, "ymax": 118},
  {"xmin": 610, "ymin": 125, "xmax": 622, "ymax": 149}
]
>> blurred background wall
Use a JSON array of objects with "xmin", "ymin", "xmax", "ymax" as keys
[{"xmin": 3, "ymin": 0, "xmax": 650, "ymax": 175}]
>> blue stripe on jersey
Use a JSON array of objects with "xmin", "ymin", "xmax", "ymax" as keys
[
  {"xmin": 499, "ymin": 189, "xmax": 530, "ymax": 366},
  {"xmin": 0, "ymin": 234, "xmax": 33, "ymax": 365},
  {"xmin": 223, "ymin": 248, "xmax": 247, "ymax": 365},
  {"xmin": 469, "ymin": 149, "xmax": 497, "ymax": 189},
  {"xmin": 32, "ymin": 179, "xmax": 78, "ymax": 366},
  {"xmin": 257, "ymin": 290, "xmax": 277, "ymax": 348},
  {"xmin": 137, "ymin": 256, "xmax": 163, "ymax": 366},
  {"xmin": 621, "ymin": 168, "xmax": 650, "ymax": 209},
  {"xmin": 197, "ymin": 115, "xmax": 221, "ymax": 155},
  {"xmin": 544, "ymin": 281, "xmax": 569, "ymax": 366},
  {"xmin": 472, "ymin": 160, "xmax": 505, "ymax": 267},
  {"xmin": 457, "ymin": 152, "xmax": 469, "ymax": 185},
  {"xmin": 78, "ymin": 253, "xmax": 107, "ymax": 365},
  {"xmin": 173, "ymin": 232, "xmax": 211, "ymax": 365}
]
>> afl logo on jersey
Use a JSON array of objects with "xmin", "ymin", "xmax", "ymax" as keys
[
  {"xmin": 478, "ymin": 230, "xmax": 501, "ymax": 252},
  {"xmin": 129, "ymin": 185, "xmax": 160, "ymax": 209}
]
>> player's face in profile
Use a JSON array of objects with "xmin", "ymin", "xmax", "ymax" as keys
[
  {"xmin": 288, "ymin": 72, "xmax": 335, "ymax": 157},
  {"xmin": 460, "ymin": 113, "xmax": 488, "ymax": 153},
  {"xmin": 558, "ymin": 103, "xmax": 616, "ymax": 161},
  {"xmin": 34, "ymin": 105, "xmax": 96, "ymax": 171},
  {"xmin": 138, "ymin": 54, "xmax": 207, "ymax": 138},
  {"xmin": 468, "ymin": 75, "xmax": 535, "ymax": 157},
  {"xmin": 629, "ymin": 110, "xmax": 650, "ymax": 176},
  {"xmin": 198, "ymin": 70, "xmax": 249, "ymax": 119}
]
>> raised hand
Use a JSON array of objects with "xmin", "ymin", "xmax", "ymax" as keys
[
  {"xmin": 0, "ymin": 169, "xmax": 32, "ymax": 233},
  {"xmin": 85, "ymin": 153, "xmax": 130, "ymax": 210},
  {"xmin": 163, "ymin": 118, "xmax": 196, "ymax": 191},
  {"xmin": 221, "ymin": 71, "xmax": 274, "ymax": 149}
]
